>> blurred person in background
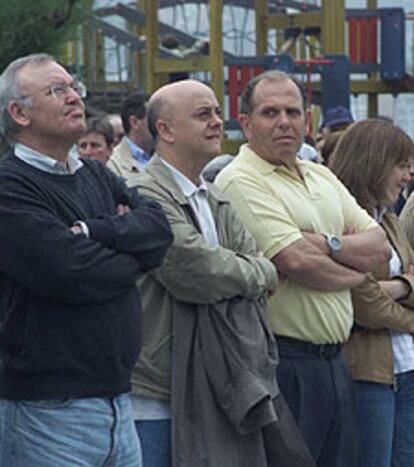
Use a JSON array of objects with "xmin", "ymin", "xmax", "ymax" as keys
[
  {"xmin": 107, "ymin": 92, "xmax": 153, "ymax": 182},
  {"xmin": 78, "ymin": 116, "xmax": 114, "ymax": 164},
  {"xmin": 104, "ymin": 113, "xmax": 124, "ymax": 146}
]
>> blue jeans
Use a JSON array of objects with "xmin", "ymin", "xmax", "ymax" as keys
[
  {"xmin": 135, "ymin": 420, "xmax": 171, "ymax": 467},
  {"xmin": 0, "ymin": 394, "xmax": 142, "ymax": 467},
  {"xmin": 276, "ymin": 343, "xmax": 357, "ymax": 467},
  {"xmin": 355, "ymin": 370, "xmax": 414, "ymax": 467}
]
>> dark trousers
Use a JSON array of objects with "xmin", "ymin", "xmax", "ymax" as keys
[
  {"xmin": 276, "ymin": 337, "xmax": 358, "ymax": 467},
  {"xmin": 135, "ymin": 420, "xmax": 171, "ymax": 467}
]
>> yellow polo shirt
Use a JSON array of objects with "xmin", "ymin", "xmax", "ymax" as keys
[{"xmin": 215, "ymin": 144, "xmax": 377, "ymax": 344}]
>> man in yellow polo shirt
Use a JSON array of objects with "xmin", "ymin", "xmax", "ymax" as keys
[{"xmin": 215, "ymin": 70, "xmax": 391, "ymax": 467}]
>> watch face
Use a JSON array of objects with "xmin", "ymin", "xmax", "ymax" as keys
[{"xmin": 329, "ymin": 236, "xmax": 342, "ymax": 252}]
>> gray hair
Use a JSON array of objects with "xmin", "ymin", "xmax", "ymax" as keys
[{"xmin": 0, "ymin": 53, "xmax": 55, "ymax": 144}]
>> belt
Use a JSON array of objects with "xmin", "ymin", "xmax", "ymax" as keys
[{"xmin": 274, "ymin": 334, "xmax": 343, "ymax": 359}]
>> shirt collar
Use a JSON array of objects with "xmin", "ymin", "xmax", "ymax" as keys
[
  {"xmin": 374, "ymin": 206, "xmax": 388, "ymax": 223},
  {"xmin": 125, "ymin": 136, "xmax": 150, "ymax": 164},
  {"xmin": 160, "ymin": 158, "xmax": 208, "ymax": 198},
  {"xmin": 14, "ymin": 143, "xmax": 83, "ymax": 175},
  {"xmin": 239, "ymin": 143, "xmax": 308, "ymax": 178}
]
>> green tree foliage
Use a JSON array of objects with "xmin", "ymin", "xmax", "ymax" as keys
[{"xmin": 0, "ymin": 0, "xmax": 94, "ymax": 71}]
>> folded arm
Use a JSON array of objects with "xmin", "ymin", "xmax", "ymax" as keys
[
  {"xmin": 0, "ymin": 205, "xmax": 141, "ymax": 303},
  {"xmin": 379, "ymin": 278, "xmax": 411, "ymax": 301},
  {"xmin": 216, "ymin": 168, "xmax": 381, "ymax": 291},
  {"xmin": 138, "ymin": 184, "xmax": 277, "ymax": 304},
  {"xmin": 0, "ymin": 174, "xmax": 151, "ymax": 303},
  {"xmin": 352, "ymin": 273, "xmax": 414, "ymax": 333},
  {"xmin": 302, "ymin": 226, "xmax": 391, "ymax": 273},
  {"xmin": 272, "ymin": 237, "xmax": 366, "ymax": 291},
  {"xmin": 83, "ymin": 165, "xmax": 173, "ymax": 271}
]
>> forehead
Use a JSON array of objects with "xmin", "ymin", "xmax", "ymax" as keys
[
  {"xmin": 252, "ymin": 78, "xmax": 303, "ymax": 109},
  {"xmin": 79, "ymin": 132, "xmax": 106, "ymax": 143},
  {"xmin": 18, "ymin": 60, "xmax": 71, "ymax": 94},
  {"xmin": 176, "ymin": 85, "xmax": 219, "ymax": 113}
]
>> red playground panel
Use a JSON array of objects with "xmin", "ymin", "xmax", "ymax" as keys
[
  {"xmin": 349, "ymin": 17, "xmax": 378, "ymax": 64},
  {"xmin": 228, "ymin": 65, "xmax": 264, "ymax": 119}
]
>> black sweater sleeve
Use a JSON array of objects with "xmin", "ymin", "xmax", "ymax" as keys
[
  {"xmin": 0, "ymin": 170, "xmax": 142, "ymax": 304},
  {"xmin": 85, "ymin": 163, "xmax": 173, "ymax": 272}
]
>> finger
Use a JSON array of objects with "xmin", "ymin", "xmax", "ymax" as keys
[{"xmin": 117, "ymin": 204, "xmax": 131, "ymax": 215}]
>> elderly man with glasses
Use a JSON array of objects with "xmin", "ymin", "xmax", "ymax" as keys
[{"xmin": 0, "ymin": 53, "xmax": 173, "ymax": 467}]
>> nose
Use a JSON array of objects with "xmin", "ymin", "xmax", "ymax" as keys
[
  {"xmin": 209, "ymin": 112, "xmax": 223, "ymax": 131},
  {"xmin": 403, "ymin": 166, "xmax": 411, "ymax": 183},
  {"xmin": 79, "ymin": 144, "xmax": 91, "ymax": 156},
  {"xmin": 277, "ymin": 110, "xmax": 291, "ymax": 129},
  {"xmin": 212, "ymin": 111, "xmax": 223, "ymax": 127},
  {"xmin": 66, "ymin": 87, "xmax": 83, "ymax": 105},
  {"xmin": 409, "ymin": 158, "xmax": 414, "ymax": 180}
]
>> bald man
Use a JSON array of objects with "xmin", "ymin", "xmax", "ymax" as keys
[{"xmin": 127, "ymin": 81, "xmax": 313, "ymax": 467}]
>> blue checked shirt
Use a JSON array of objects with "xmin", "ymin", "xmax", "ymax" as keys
[{"xmin": 125, "ymin": 136, "xmax": 151, "ymax": 171}]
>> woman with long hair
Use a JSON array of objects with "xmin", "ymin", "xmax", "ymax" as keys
[{"xmin": 329, "ymin": 119, "xmax": 414, "ymax": 467}]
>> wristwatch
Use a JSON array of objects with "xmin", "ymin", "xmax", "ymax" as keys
[{"xmin": 322, "ymin": 234, "xmax": 342, "ymax": 255}]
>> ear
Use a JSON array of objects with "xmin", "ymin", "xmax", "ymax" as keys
[
  {"xmin": 156, "ymin": 119, "xmax": 174, "ymax": 144},
  {"xmin": 128, "ymin": 114, "xmax": 139, "ymax": 130},
  {"xmin": 7, "ymin": 101, "xmax": 31, "ymax": 128},
  {"xmin": 238, "ymin": 113, "xmax": 251, "ymax": 140}
]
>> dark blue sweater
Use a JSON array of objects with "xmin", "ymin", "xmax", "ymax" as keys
[{"xmin": 0, "ymin": 153, "xmax": 172, "ymax": 400}]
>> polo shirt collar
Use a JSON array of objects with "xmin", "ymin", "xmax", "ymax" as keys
[{"xmin": 239, "ymin": 143, "xmax": 309, "ymax": 178}]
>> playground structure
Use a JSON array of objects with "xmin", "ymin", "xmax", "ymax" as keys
[{"xmin": 62, "ymin": 0, "xmax": 414, "ymax": 153}]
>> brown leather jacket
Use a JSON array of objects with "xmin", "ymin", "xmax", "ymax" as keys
[{"xmin": 344, "ymin": 212, "xmax": 414, "ymax": 385}]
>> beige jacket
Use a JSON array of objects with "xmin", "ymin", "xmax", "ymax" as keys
[
  {"xmin": 129, "ymin": 154, "xmax": 277, "ymax": 400},
  {"xmin": 106, "ymin": 137, "xmax": 142, "ymax": 186},
  {"xmin": 345, "ymin": 212, "xmax": 414, "ymax": 385}
]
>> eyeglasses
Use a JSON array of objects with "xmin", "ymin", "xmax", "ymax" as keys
[{"xmin": 46, "ymin": 81, "xmax": 87, "ymax": 99}]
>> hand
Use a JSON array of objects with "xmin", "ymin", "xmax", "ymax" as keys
[
  {"xmin": 70, "ymin": 225, "xmax": 83, "ymax": 235},
  {"xmin": 117, "ymin": 204, "xmax": 131, "ymax": 215},
  {"xmin": 343, "ymin": 225, "xmax": 356, "ymax": 235},
  {"xmin": 379, "ymin": 279, "xmax": 410, "ymax": 300}
]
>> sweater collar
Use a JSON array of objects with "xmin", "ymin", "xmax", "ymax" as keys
[{"xmin": 14, "ymin": 143, "xmax": 83, "ymax": 175}]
